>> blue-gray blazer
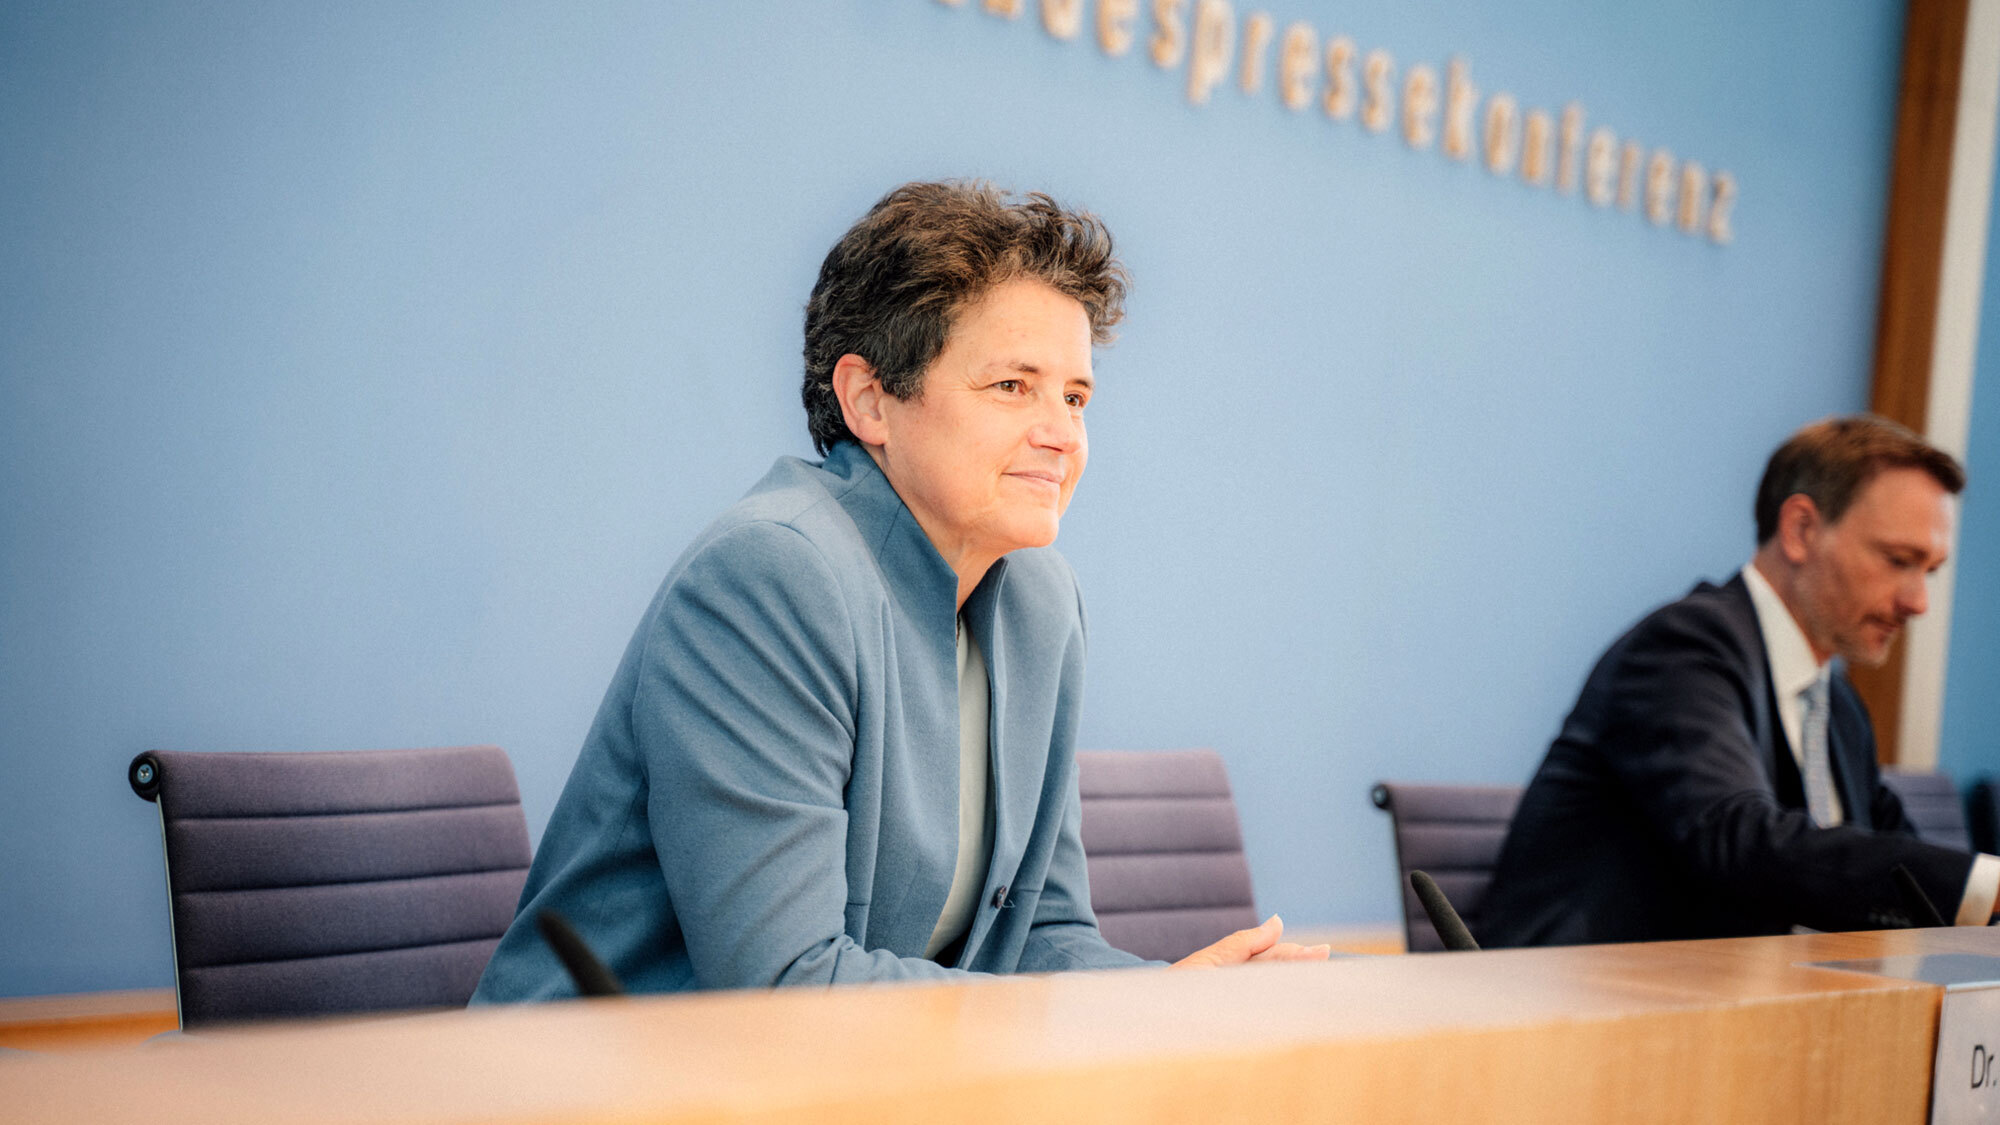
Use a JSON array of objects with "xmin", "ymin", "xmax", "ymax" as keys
[{"xmin": 473, "ymin": 441, "xmax": 1148, "ymax": 999}]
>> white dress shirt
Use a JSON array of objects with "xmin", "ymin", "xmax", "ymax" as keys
[{"xmin": 1741, "ymin": 563, "xmax": 1999, "ymax": 925}]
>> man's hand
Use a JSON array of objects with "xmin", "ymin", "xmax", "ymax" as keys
[{"xmin": 1170, "ymin": 915, "xmax": 1332, "ymax": 969}]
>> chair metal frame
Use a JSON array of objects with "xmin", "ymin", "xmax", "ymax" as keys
[{"xmin": 1371, "ymin": 781, "xmax": 1522, "ymax": 953}]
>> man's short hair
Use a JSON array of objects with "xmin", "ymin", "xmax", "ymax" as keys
[
  {"xmin": 800, "ymin": 181, "xmax": 1127, "ymax": 455},
  {"xmin": 1753, "ymin": 414, "xmax": 1966, "ymax": 544}
]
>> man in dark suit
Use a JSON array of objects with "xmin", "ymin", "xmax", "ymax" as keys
[{"xmin": 1481, "ymin": 415, "xmax": 1996, "ymax": 947}]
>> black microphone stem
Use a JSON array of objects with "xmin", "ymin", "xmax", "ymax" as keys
[{"xmin": 1410, "ymin": 870, "xmax": 1481, "ymax": 952}]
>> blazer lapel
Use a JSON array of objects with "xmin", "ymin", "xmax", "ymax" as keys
[
  {"xmin": 823, "ymin": 443, "xmax": 980, "ymax": 956},
  {"xmin": 1721, "ymin": 577, "xmax": 1788, "ymax": 799},
  {"xmin": 1823, "ymin": 676, "xmax": 1872, "ymax": 829}
]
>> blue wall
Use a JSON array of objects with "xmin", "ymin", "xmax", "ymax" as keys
[
  {"xmin": 0, "ymin": 1, "xmax": 1916, "ymax": 996},
  {"xmin": 1940, "ymin": 138, "xmax": 2000, "ymax": 779}
]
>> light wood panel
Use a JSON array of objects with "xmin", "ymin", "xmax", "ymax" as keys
[
  {"xmin": 8, "ymin": 928, "xmax": 1987, "ymax": 1124},
  {"xmin": 1288, "ymin": 922, "xmax": 1406, "ymax": 956}
]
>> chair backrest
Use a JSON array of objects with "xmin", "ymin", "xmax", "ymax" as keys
[
  {"xmin": 1879, "ymin": 768, "xmax": 1971, "ymax": 852},
  {"xmin": 129, "ymin": 745, "xmax": 532, "ymax": 1028},
  {"xmin": 1969, "ymin": 777, "xmax": 2000, "ymax": 856},
  {"xmin": 1076, "ymin": 749, "xmax": 1259, "ymax": 963},
  {"xmin": 1371, "ymin": 781, "xmax": 1522, "ymax": 953}
]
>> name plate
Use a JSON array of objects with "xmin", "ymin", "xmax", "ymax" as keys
[{"xmin": 1809, "ymin": 953, "xmax": 2000, "ymax": 1124}]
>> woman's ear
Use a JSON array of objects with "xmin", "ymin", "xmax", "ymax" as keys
[{"xmin": 832, "ymin": 354, "xmax": 889, "ymax": 447}]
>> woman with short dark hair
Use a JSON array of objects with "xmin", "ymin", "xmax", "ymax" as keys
[{"xmin": 473, "ymin": 182, "xmax": 1324, "ymax": 998}]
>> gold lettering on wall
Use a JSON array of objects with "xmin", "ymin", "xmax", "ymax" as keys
[
  {"xmin": 1360, "ymin": 50, "xmax": 1395, "ymax": 133},
  {"xmin": 1556, "ymin": 103, "xmax": 1584, "ymax": 194},
  {"xmin": 1617, "ymin": 141, "xmax": 1643, "ymax": 212},
  {"xmin": 1585, "ymin": 127, "xmax": 1617, "ymax": 207},
  {"xmin": 1676, "ymin": 162, "xmax": 1708, "ymax": 233},
  {"xmin": 1150, "ymin": 0, "xmax": 1187, "ymax": 68},
  {"xmin": 1645, "ymin": 148, "xmax": 1677, "ymax": 226},
  {"xmin": 1041, "ymin": 0, "xmax": 1083, "ymax": 39},
  {"xmin": 1321, "ymin": 35, "xmax": 1355, "ymax": 120},
  {"xmin": 1708, "ymin": 171, "xmax": 1737, "ymax": 245},
  {"xmin": 1442, "ymin": 58, "xmax": 1476, "ymax": 162},
  {"xmin": 1238, "ymin": 11, "xmax": 1273, "ymax": 93},
  {"xmin": 1097, "ymin": 0, "xmax": 1138, "ymax": 55},
  {"xmin": 1187, "ymin": 0, "xmax": 1234, "ymax": 104},
  {"xmin": 1483, "ymin": 94, "xmax": 1519, "ymax": 175},
  {"xmin": 1280, "ymin": 22, "xmax": 1318, "ymax": 112},
  {"xmin": 1402, "ymin": 64, "xmax": 1438, "ymax": 150},
  {"xmin": 1520, "ymin": 108, "xmax": 1552, "ymax": 185},
  {"xmin": 936, "ymin": 0, "xmax": 1738, "ymax": 244}
]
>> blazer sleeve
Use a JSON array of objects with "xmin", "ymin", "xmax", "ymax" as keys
[
  {"xmin": 1597, "ymin": 607, "xmax": 1973, "ymax": 933},
  {"xmin": 634, "ymin": 521, "xmax": 969, "ymax": 988},
  {"xmin": 1870, "ymin": 784, "xmax": 1918, "ymax": 836},
  {"xmin": 1017, "ymin": 772, "xmax": 1157, "ymax": 971}
]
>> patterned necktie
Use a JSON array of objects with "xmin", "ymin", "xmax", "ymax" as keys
[{"xmin": 1801, "ymin": 675, "xmax": 1839, "ymax": 827}]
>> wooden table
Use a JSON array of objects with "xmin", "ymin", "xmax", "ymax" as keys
[{"xmin": 8, "ymin": 927, "xmax": 1994, "ymax": 1124}]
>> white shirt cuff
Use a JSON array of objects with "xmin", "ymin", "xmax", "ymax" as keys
[{"xmin": 1956, "ymin": 854, "xmax": 2000, "ymax": 926}]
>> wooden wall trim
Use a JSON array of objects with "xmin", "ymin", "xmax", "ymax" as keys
[{"xmin": 1855, "ymin": 0, "xmax": 1972, "ymax": 765}]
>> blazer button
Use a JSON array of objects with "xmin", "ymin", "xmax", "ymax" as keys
[{"xmin": 990, "ymin": 885, "xmax": 1008, "ymax": 908}]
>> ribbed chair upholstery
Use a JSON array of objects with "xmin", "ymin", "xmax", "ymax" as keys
[
  {"xmin": 1880, "ymin": 768, "xmax": 1971, "ymax": 852},
  {"xmin": 1371, "ymin": 782, "xmax": 1522, "ymax": 953},
  {"xmin": 128, "ymin": 746, "xmax": 532, "ymax": 1028},
  {"xmin": 1076, "ymin": 749, "xmax": 1259, "ymax": 963}
]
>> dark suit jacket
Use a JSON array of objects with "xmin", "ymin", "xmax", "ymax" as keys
[{"xmin": 1480, "ymin": 574, "xmax": 1974, "ymax": 947}]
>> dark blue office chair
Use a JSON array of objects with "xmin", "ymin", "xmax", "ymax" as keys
[
  {"xmin": 1372, "ymin": 781, "xmax": 1522, "ymax": 953},
  {"xmin": 1970, "ymin": 776, "xmax": 2000, "ymax": 855},
  {"xmin": 1077, "ymin": 749, "xmax": 1260, "ymax": 962},
  {"xmin": 1880, "ymin": 767, "xmax": 1972, "ymax": 851},
  {"xmin": 129, "ymin": 745, "xmax": 532, "ymax": 1027}
]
